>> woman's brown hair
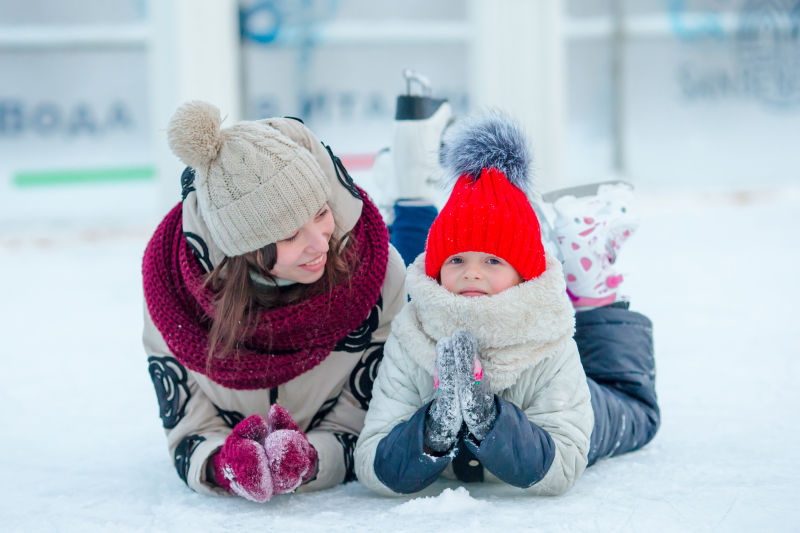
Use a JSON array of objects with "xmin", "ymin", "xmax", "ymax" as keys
[{"xmin": 203, "ymin": 232, "xmax": 355, "ymax": 369}]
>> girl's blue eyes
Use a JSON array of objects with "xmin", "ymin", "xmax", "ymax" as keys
[{"xmin": 449, "ymin": 257, "xmax": 502, "ymax": 265}]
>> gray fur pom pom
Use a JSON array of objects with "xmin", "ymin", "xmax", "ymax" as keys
[
  {"xmin": 441, "ymin": 112, "xmax": 532, "ymax": 192},
  {"xmin": 167, "ymin": 101, "xmax": 225, "ymax": 169}
]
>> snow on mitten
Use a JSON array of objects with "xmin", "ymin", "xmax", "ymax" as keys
[
  {"xmin": 424, "ymin": 336, "xmax": 463, "ymax": 453},
  {"xmin": 213, "ymin": 414, "xmax": 274, "ymax": 502},
  {"xmin": 264, "ymin": 404, "xmax": 318, "ymax": 494},
  {"xmin": 452, "ymin": 329, "xmax": 497, "ymax": 441},
  {"xmin": 553, "ymin": 183, "xmax": 638, "ymax": 310}
]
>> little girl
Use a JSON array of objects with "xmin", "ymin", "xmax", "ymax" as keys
[{"xmin": 354, "ymin": 113, "xmax": 658, "ymax": 495}]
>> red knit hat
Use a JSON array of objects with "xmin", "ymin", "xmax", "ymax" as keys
[{"xmin": 424, "ymin": 113, "xmax": 546, "ymax": 281}]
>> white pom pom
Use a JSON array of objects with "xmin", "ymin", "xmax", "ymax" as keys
[{"xmin": 167, "ymin": 101, "xmax": 225, "ymax": 169}]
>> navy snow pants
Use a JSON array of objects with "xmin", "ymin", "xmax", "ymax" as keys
[
  {"xmin": 575, "ymin": 304, "xmax": 660, "ymax": 465},
  {"xmin": 389, "ymin": 200, "xmax": 439, "ymax": 266}
]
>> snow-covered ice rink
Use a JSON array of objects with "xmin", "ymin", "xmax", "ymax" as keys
[{"xmin": 1, "ymin": 185, "xmax": 798, "ymax": 532}]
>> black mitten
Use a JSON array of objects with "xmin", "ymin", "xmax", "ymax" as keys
[
  {"xmin": 423, "ymin": 337, "xmax": 463, "ymax": 453},
  {"xmin": 452, "ymin": 329, "xmax": 497, "ymax": 441}
]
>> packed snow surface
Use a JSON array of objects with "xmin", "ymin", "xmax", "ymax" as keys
[{"xmin": 1, "ymin": 187, "xmax": 798, "ymax": 532}]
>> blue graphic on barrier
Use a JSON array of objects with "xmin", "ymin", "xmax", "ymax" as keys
[
  {"xmin": 735, "ymin": 0, "xmax": 800, "ymax": 106},
  {"xmin": 239, "ymin": 1, "xmax": 469, "ymax": 123},
  {"xmin": 240, "ymin": 1, "xmax": 283, "ymax": 44},
  {"xmin": 0, "ymin": 100, "xmax": 135, "ymax": 138},
  {"xmin": 240, "ymin": 0, "xmax": 341, "ymax": 44},
  {"xmin": 674, "ymin": 0, "xmax": 800, "ymax": 107},
  {"xmin": 669, "ymin": 0, "xmax": 726, "ymax": 41}
]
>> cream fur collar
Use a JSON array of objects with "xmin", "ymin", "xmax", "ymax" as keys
[{"xmin": 392, "ymin": 253, "xmax": 576, "ymax": 392}]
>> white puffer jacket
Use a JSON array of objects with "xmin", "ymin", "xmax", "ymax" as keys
[{"xmin": 355, "ymin": 253, "xmax": 593, "ymax": 496}]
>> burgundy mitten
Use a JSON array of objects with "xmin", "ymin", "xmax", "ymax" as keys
[
  {"xmin": 264, "ymin": 404, "xmax": 318, "ymax": 493},
  {"xmin": 213, "ymin": 414, "xmax": 274, "ymax": 502}
]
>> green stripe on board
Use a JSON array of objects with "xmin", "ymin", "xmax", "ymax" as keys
[{"xmin": 13, "ymin": 166, "xmax": 155, "ymax": 187}]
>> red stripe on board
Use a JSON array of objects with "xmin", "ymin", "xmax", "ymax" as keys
[{"xmin": 339, "ymin": 153, "xmax": 376, "ymax": 170}]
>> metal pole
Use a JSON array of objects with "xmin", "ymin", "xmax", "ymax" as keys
[
  {"xmin": 147, "ymin": 0, "xmax": 242, "ymax": 213},
  {"xmin": 468, "ymin": 0, "xmax": 566, "ymax": 191},
  {"xmin": 610, "ymin": 0, "xmax": 626, "ymax": 177}
]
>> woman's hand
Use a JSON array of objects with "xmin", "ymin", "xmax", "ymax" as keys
[
  {"xmin": 264, "ymin": 404, "xmax": 318, "ymax": 493},
  {"xmin": 212, "ymin": 405, "xmax": 317, "ymax": 502},
  {"xmin": 213, "ymin": 414, "xmax": 274, "ymax": 502}
]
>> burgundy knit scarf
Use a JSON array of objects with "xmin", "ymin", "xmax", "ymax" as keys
[{"xmin": 142, "ymin": 191, "xmax": 389, "ymax": 390}]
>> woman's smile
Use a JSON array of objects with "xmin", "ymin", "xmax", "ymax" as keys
[{"xmin": 300, "ymin": 253, "xmax": 327, "ymax": 272}]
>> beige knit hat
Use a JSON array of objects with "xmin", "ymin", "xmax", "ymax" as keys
[{"xmin": 167, "ymin": 101, "xmax": 332, "ymax": 257}]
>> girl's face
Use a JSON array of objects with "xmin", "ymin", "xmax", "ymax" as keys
[
  {"xmin": 269, "ymin": 204, "xmax": 335, "ymax": 284},
  {"xmin": 439, "ymin": 251, "xmax": 523, "ymax": 297}
]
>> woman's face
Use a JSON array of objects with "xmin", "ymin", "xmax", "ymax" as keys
[{"xmin": 269, "ymin": 204, "xmax": 335, "ymax": 284}]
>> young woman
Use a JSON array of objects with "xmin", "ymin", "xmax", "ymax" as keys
[{"xmin": 142, "ymin": 101, "xmax": 406, "ymax": 502}]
